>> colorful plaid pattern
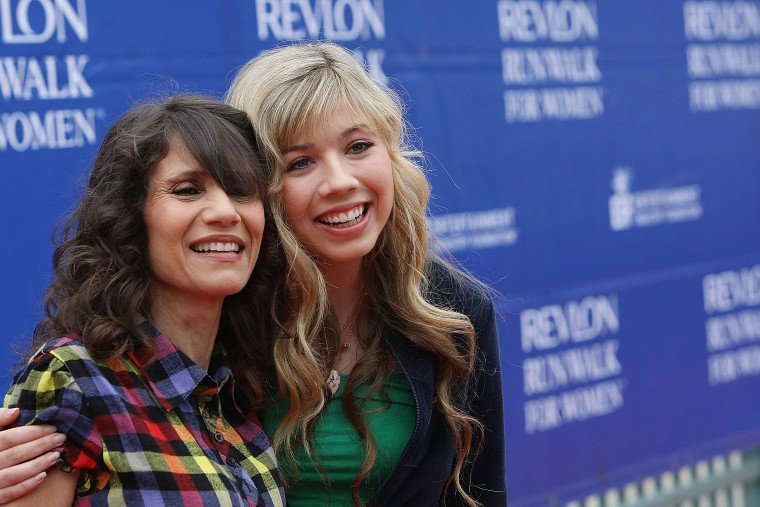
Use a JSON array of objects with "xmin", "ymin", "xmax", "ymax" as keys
[{"xmin": 4, "ymin": 324, "xmax": 285, "ymax": 506}]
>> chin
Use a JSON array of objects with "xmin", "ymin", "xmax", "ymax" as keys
[{"xmin": 211, "ymin": 280, "xmax": 250, "ymax": 298}]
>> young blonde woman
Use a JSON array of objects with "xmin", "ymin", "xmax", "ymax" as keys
[
  {"xmin": 0, "ymin": 42, "xmax": 506, "ymax": 506},
  {"xmin": 225, "ymin": 41, "xmax": 506, "ymax": 506}
]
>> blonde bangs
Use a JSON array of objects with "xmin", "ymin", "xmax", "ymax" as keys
[{"xmin": 275, "ymin": 73, "xmax": 400, "ymax": 160}]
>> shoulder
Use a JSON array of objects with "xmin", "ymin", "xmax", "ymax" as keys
[
  {"xmin": 424, "ymin": 258, "xmax": 495, "ymax": 326},
  {"xmin": 5, "ymin": 339, "xmax": 91, "ymax": 425},
  {"xmin": 423, "ymin": 259, "xmax": 501, "ymax": 370},
  {"xmin": 8, "ymin": 337, "xmax": 112, "ymax": 406},
  {"xmin": 20, "ymin": 337, "xmax": 102, "ymax": 378},
  {"xmin": 36, "ymin": 337, "xmax": 94, "ymax": 363},
  {"xmin": 13, "ymin": 337, "xmax": 87, "ymax": 378},
  {"xmin": 6, "ymin": 339, "xmax": 109, "ymax": 474}
]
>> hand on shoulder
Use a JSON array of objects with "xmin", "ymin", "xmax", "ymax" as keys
[{"xmin": 0, "ymin": 408, "xmax": 66, "ymax": 504}]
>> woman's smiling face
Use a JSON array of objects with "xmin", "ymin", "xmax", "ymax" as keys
[
  {"xmin": 143, "ymin": 139, "xmax": 265, "ymax": 304},
  {"xmin": 279, "ymin": 107, "xmax": 394, "ymax": 268}
]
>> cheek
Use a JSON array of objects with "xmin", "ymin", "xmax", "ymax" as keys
[
  {"xmin": 145, "ymin": 239, "xmax": 172, "ymax": 283},
  {"xmin": 375, "ymin": 163, "xmax": 395, "ymax": 211},
  {"xmin": 243, "ymin": 201, "xmax": 266, "ymax": 235},
  {"xmin": 142, "ymin": 214, "xmax": 161, "ymax": 261},
  {"xmin": 281, "ymin": 183, "xmax": 308, "ymax": 222}
]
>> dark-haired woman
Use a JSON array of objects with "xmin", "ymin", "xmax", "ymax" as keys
[{"xmin": 1, "ymin": 96, "xmax": 285, "ymax": 506}]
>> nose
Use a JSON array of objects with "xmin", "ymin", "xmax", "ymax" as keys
[
  {"xmin": 203, "ymin": 186, "xmax": 241, "ymax": 226},
  {"xmin": 318, "ymin": 154, "xmax": 357, "ymax": 197}
]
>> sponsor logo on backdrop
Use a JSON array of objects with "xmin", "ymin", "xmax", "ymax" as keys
[
  {"xmin": 520, "ymin": 293, "xmax": 625, "ymax": 434},
  {"xmin": 0, "ymin": 0, "xmax": 104, "ymax": 152},
  {"xmin": 703, "ymin": 264, "xmax": 760, "ymax": 385},
  {"xmin": 496, "ymin": 0, "xmax": 605, "ymax": 123},
  {"xmin": 608, "ymin": 167, "xmax": 703, "ymax": 231},
  {"xmin": 254, "ymin": 0, "xmax": 387, "ymax": 83},
  {"xmin": 429, "ymin": 207, "xmax": 518, "ymax": 253},
  {"xmin": 684, "ymin": 1, "xmax": 760, "ymax": 112}
]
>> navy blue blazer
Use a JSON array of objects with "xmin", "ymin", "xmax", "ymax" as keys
[{"xmin": 372, "ymin": 260, "xmax": 507, "ymax": 506}]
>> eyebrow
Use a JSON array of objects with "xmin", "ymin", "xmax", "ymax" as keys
[
  {"xmin": 161, "ymin": 168, "xmax": 208, "ymax": 184},
  {"xmin": 281, "ymin": 124, "xmax": 373, "ymax": 155}
]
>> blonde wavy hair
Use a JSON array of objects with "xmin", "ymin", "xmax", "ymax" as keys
[{"xmin": 226, "ymin": 41, "xmax": 482, "ymax": 506}]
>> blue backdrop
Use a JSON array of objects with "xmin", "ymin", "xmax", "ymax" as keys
[{"xmin": 2, "ymin": 1, "xmax": 760, "ymax": 505}]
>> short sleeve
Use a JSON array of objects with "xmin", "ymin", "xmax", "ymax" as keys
[{"xmin": 4, "ymin": 344, "xmax": 103, "ymax": 472}]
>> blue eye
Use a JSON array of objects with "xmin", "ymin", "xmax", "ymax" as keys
[
  {"xmin": 286, "ymin": 157, "xmax": 312, "ymax": 173},
  {"xmin": 348, "ymin": 141, "xmax": 373, "ymax": 154}
]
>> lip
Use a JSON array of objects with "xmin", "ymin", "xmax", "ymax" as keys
[
  {"xmin": 189, "ymin": 234, "xmax": 246, "ymax": 253},
  {"xmin": 312, "ymin": 204, "xmax": 372, "ymax": 240},
  {"xmin": 315, "ymin": 202, "xmax": 369, "ymax": 227}
]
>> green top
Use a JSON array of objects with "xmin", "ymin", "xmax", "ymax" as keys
[{"xmin": 260, "ymin": 371, "xmax": 416, "ymax": 506}]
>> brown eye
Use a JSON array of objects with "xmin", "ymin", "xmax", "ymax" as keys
[{"xmin": 172, "ymin": 185, "xmax": 201, "ymax": 196}]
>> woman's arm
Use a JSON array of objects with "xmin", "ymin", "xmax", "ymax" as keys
[
  {"xmin": 468, "ymin": 299, "xmax": 507, "ymax": 506},
  {"xmin": 0, "ymin": 408, "xmax": 66, "ymax": 505},
  {"xmin": 3, "ymin": 467, "xmax": 79, "ymax": 507}
]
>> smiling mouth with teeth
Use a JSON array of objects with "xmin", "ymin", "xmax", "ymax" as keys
[
  {"xmin": 317, "ymin": 204, "xmax": 367, "ymax": 227},
  {"xmin": 191, "ymin": 242, "xmax": 242, "ymax": 253}
]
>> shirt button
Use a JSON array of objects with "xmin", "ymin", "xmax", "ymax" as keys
[
  {"xmin": 214, "ymin": 432, "xmax": 224, "ymax": 443},
  {"xmin": 226, "ymin": 457, "xmax": 237, "ymax": 467}
]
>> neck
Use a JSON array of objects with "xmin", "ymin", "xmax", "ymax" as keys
[
  {"xmin": 321, "ymin": 260, "xmax": 366, "ymax": 321},
  {"xmin": 150, "ymin": 291, "xmax": 223, "ymax": 371}
]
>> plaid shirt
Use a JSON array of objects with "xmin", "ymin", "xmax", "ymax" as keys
[{"xmin": 4, "ymin": 325, "xmax": 285, "ymax": 507}]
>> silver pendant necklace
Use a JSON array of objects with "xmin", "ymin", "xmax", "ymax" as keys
[{"xmin": 326, "ymin": 300, "xmax": 362, "ymax": 395}]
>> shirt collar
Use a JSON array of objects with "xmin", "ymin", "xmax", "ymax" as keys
[{"xmin": 127, "ymin": 321, "xmax": 235, "ymax": 411}]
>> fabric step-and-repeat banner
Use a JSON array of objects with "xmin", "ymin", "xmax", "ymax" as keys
[{"xmin": 2, "ymin": 1, "xmax": 759, "ymax": 505}]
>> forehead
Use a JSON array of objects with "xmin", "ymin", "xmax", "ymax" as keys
[
  {"xmin": 282, "ymin": 104, "xmax": 375, "ymax": 146},
  {"xmin": 151, "ymin": 139, "xmax": 204, "ymax": 181}
]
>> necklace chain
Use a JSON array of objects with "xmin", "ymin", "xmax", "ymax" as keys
[
  {"xmin": 326, "ymin": 292, "xmax": 366, "ymax": 395},
  {"xmin": 338, "ymin": 299, "xmax": 362, "ymax": 350}
]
